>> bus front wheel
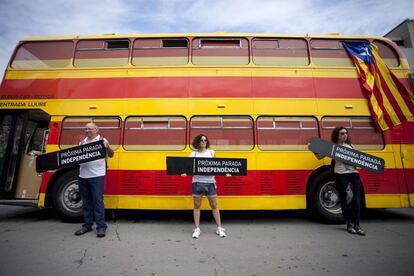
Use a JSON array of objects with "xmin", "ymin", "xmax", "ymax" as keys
[
  {"xmin": 308, "ymin": 171, "xmax": 343, "ymax": 223},
  {"xmin": 52, "ymin": 170, "xmax": 83, "ymax": 222}
]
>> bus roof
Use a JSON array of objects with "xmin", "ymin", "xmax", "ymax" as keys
[{"xmin": 20, "ymin": 32, "xmax": 390, "ymax": 42}]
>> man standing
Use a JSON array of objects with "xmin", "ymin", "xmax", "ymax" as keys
[{"xmin": 74, "ymin": 122, "xmax": 114, "ymax": 238}]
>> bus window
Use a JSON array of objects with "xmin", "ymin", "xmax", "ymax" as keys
[
  {"xmin": 74, "ymin": 39, "xmax": 130, "ymax": 67},
  {"xmin": 192, "ymin": 38, "xmax": 249, "ymax": 65},
  {"xmin": 123, "ymin": 116, "xmax": 186, "ymax": 151},
  {"xmin": 252, "ymin": 38, "xmax": 309, "ymax": 66},
  {"xmin": 321, "ymin": 117, "xmax": 384, "ymax": 150},
  {"xmin": 11, "ymin": 41, "xmax": 73, "ymax": 69},
  {"xmin": 190, "ymin": 116, "xmax": 253, "ymax": 151},
  {"xmin": 373, "ymin": 40, "xmax": 400, "ymax": 67},
  {"xmin": 257, "ymin": 116, "xmax": 318, "ymax": 150},
  {"xmin": 132, "ymin": 38, "xmax": 189, "ymax": 66},
  {"xmin": 60, "ymin": 117, "xmax": 121, "ymax": 149},
  {"xmin": 311, "ymin": 39, "xmax": 363, "ymax": 67}
]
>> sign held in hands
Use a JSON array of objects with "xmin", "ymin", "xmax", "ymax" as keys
[
  {"xmin": 36, "ymin": 140, "xmax": 107, "ymax": 173},
  {"xmin": 308, "ymin": 137, "xmax": 384, "ymax": 173},
  {"xmin": 167, "ymin": 157, "xmax": 247, "ymax": 175}
]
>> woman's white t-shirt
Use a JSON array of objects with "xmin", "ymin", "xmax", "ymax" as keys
[
  {"xmin": 190, "ymin": 149, "xmax": 216, "ymax": 183},
  {"xmin": 334, "ymin": 143, "xmax": 358, "ymax": 174}
]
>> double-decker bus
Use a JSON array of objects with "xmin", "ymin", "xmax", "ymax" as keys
[{"xmin": 0, "ymin": 33, "xmax": 413, "ymax": 222}]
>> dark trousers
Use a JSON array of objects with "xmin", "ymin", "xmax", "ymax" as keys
[
  {"xmin": 78, "ymin": 176, "xmax": 107, "ymax": 230},
  {"xmin": 334, "ymin": 173, "xmax": 362, "ymax": 226}
]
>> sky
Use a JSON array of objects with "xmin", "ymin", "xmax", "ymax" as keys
[{"xmin": 0, "ymin": 0, "xmax": 414, "ymax": 78}]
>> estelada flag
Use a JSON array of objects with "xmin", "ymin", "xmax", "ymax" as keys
[{"xmin": 343, "ymin": 42, "xmax": 414, "ymax": 131}]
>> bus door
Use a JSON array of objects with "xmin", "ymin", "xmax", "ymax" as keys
[{"xmin": 0, "ymin": 110, "xmax": 50, "ymax": 200}]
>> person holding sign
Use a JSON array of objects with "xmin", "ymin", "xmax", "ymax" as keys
[
  {"xmin": 182, "ymin": 134, "xmax": 226, "ymax": 239},
  {"xmin": 311, "ymin": 127, "xmax": 365, "ymax": 236},
  {"xmin": 74, "ymin": 122, "xmax": 114, "ymax": 238}
]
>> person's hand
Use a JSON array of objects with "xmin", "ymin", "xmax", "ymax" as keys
[
  {"xmin": 103, "ymin": 140, "xmax": 110, "ymax": 148},
  {"xmin": 181, "ymin": 173, "xmax": 187, "ymax": 177},
  {"xmin": 225, "ymin": 173, "xmax": 232, "ymax": 177}
]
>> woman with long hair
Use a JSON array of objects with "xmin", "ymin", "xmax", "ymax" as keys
[
  {"xmin": 183, "ymin": 134, "xmax": 226, "ymax": 239},
  {"xmin": 331, "ymin": 126, "xmax": 365, "ymax": 235}
]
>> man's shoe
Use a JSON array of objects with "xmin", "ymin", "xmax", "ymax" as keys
[
  {"xmin": 192, "ymin": 227, "xmax": 201, "ymax": 239},
  {"xmin": 354, "ymin": 225, "xmax": 366, "ymax": 236},
  {"xmin": 97, "ymin": 228, "xmax": 106, "ymax": 238},
  {"xmin": 347, "ymin": 223, "xmax": 357, "ymax": 234},
  {"xmin": 216, "ymin": 227, "xmax": 226, "ymax": 238},
  {"xmin": 74, "ymin": 227, "xmax": 92, "ymax": 236}
]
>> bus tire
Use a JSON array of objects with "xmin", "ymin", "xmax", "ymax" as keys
[
  {"xmin": 308, "ymin": 170, "xmax": 343, "ymax": 223},
  {"xmin": 52, "ymin": 170, "xmax": 83, "ymax": 222}
]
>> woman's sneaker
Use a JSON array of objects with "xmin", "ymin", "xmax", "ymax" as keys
[
  {"xmin": 354, "ymin": 225, "xmax": 366, "ymax": 236},
  {"xmin": 347, "ymin": 222, "xmax": 357, "ymax": 234},
  {"xmin": 216, "ymin": 227, "xmax": 226, "ymax": 238},
  {"xmin": 192, "ymin": 227, "xmax": 201, "ymax": 239}
]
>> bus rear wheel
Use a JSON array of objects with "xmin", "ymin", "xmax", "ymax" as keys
[
  {"xmin": 308, "ymin": 171, "xmax": 343, "ymax": 223},
  {"xmin": 52, "ymin": 170, "xmax": 83, "ymax": 222}
]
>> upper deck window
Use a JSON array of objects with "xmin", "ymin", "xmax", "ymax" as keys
[
  {"xmin": 252, "ymin": 38, "xmax": 309, "ymax": 66},
  {"xmin": 132, "ymin": 38, "xmax": 189, "ymax": 66},
  {"xmin": 74, "ymin": 39, "xmax": 130, "ymax": 67},
  {"xmin": 192, "ymin": 38, "xmax": 249, "ymax": 65},
  {"xmin": 373, "ymin": 40, "xmax": 400, "ymax": 67},
  {"xmin": 11, "ymin": 41, "xmax": 73, "ymax": 69},
  {"xmin": 310, "ymin": 39, "xmax": 366, "ymax": 67}
]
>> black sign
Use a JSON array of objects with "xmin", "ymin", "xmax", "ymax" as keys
[
  {"xmin": 36, "ymin": 141, "xmax": 107, "ymax": 173},
  {"xmin": 167, "ymin": 157, "xmax": 247, "ymax": 176},
  {"xmin": 308, "ymin": 137, "xmax": 385, "ymax": 173}
]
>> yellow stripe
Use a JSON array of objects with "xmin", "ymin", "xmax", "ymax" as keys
[
  {"xmin": 38, "ymin": 193, "xmax": 46, "ymax": 207},
  {"xmin": 39, "ymin": 192, "xmax": 414, "ymax": 209},
  {"xmin": 103, "ymin": 195, "xmax": 306, "ymax": 210},
  {"xmin": 410, "ymin": 194, "xmax": 414, "ymax": 207},
  {"xmin": 4, "ymin": 66, "xmax": 409, "ymax": 80},
  {"xmin": 0, "ymin": 98, "xmax": 371, "ymax": 117},
  {"xmin": 365, "ymin": 194, "xmax": 411, "ymax": 208}
]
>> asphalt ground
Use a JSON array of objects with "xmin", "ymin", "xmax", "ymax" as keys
[{"xmin": 0, "ymin": 206, "xmax": 413, "ymax": 276}]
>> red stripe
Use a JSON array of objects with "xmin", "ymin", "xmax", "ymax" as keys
[
  {"xmin": 39, "ymin": 168, "xmax": 407, "ymax": 196},
  {"xmin": 1, "ymin": 76, "xmax": 368, "ymax": 99}
]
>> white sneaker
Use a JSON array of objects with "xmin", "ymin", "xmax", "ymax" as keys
[
  {"xmin": 216, "ymin": 227, "xmax": 226, "ymax": 238},
  {"xmin": 192, "ymin": 227, "xmax": 201, "ymax": 239}
]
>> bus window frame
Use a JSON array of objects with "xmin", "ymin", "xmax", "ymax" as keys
[
  {"xmin": 256, "ymin": 115, "xmax": 319, "ymax": 151},
  {"xmin": 320, "ymin": 116, "xmax": 385, "ymax": 151},
  {"xmin": 60, "ymin": 116, "xmax": 122, "ymax": 150},
  {"xmin": 74, "ymin": 39, "xmax": 131, "ymax": 68},
  {"xmin": 123, "ymin": 115, "xmax": 187, "ymax": 151},
  {"xmin": 189, "ymin": 115, "xmax": 254, "ymax": 151},
  {"xmin": 251, "ymin": 37, "xmax": 310, "ymax": 67},
  {"xmin": 310, "ymin": 38, "xmax": 369, "ymax": 67},
  {"xmin": 132, "ymin": 38, "xmax": 190, "ymax": 67}
]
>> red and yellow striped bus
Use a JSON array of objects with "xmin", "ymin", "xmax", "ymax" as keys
[{"xmin": 0, "ymin": 33, "xmax": 413, "ymax": 222}]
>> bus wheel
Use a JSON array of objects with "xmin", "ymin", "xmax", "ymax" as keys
[
  {"xmin": 52, "ymin": 170, "xmax": 83, "ymax": 222},
  {"xmin": 308, "ymin": 171, "xmax": 343, "ymax": 223}
]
